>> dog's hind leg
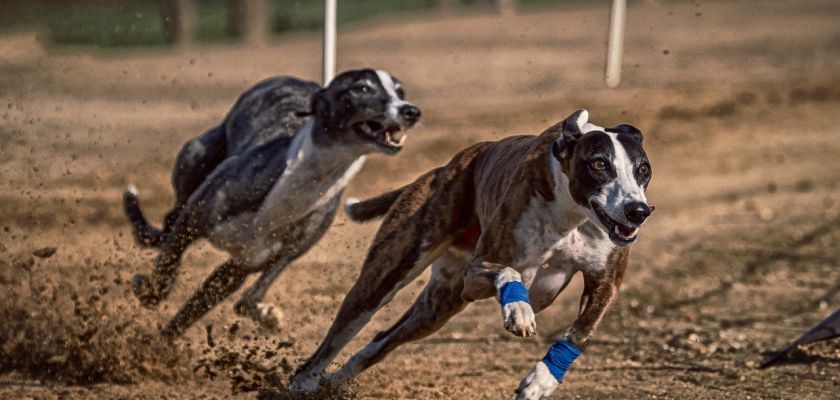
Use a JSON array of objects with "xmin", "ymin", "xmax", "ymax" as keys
[
  {"xmin": 233, "ymin": 255, "xmax": 293, "ymax": 331},
  {"xmin": 123, "ymin": 127, "xmax": 226, "ymax": 249},
  {"xmin": 163, "ymin": 126, "xmax": 227, "ymax": 236},
  {"xmin": 160, "ymin": 259, "xmax": 249, "ymax": 338},
  {"xmin": 291, "ymin": 169, "xmax": 470, "ymax": 393},
  {"xmin": 132, "ymin": 208, "xmax": 205, "ymax": 308},
  {"xmin": 328, "ymin": 249, "xmax": 469, "ymax": 385},
  {"xmin": 235, "ymin": 208, "xmax": 340, "ymax": 331},
  {"xmin": 290, "ymin": 238, "xmax": 451, "ymax": 393}
]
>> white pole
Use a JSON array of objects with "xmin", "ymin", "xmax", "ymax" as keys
[
  {"xmin": 605, "ymin": 0, "xmax": 626, "ymax": 88},
  {"xmin": 323, "ymin": 0, "xmax": 337, "ymax": 85}
]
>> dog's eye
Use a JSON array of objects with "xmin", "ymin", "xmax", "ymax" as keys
[
  {"xmin": 350, "ymin": 84, "xmax": 371, "ymax": 96},
  {"xmin": 590, "ymin": 160, "xmax": 607, "ymax": 171},
  {"xmin": 638, "ymin": 163, "xmax": 651, "ymax": 176}
]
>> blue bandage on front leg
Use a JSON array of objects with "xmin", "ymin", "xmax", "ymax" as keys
[
  {"xmin": 542, "ymin": 339, "xmax": 582, "ymax": 382},
  {"xmin": 499, "ymin": 280, "xmax": 531, "ymax": 306}
]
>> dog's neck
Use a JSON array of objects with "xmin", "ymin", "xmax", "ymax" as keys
[
  {"xmin": 302, "ymin": 118, "xmax": 367, "ymax": 165},
  {"xmin": 254, "ymin": 119, "xmax": 366, "ymax": 230},
  {"xmin": 544, "ymin": 146, "xmax": 591, "ymax": 236}
]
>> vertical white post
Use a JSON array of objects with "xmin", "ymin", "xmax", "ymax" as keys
[
  {"xmin": 323, "ymin": 0, "xmax": 337, "ymax": 85},
  {"xmin": 605, "ymin": 0, "xmax": 626, "ymax": 88}
]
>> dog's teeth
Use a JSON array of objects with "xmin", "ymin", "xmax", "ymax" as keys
[{"xmin": 391, "ymin": 129, "xmax": 406, "ymax": 143}]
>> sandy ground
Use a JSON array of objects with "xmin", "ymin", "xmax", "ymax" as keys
[{"xmin": 1, "ymin": 0, "xmax": 840, "ymax": 398}]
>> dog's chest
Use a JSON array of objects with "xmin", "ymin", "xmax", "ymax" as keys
[
  {"xmin": 208, "ymin": 127, "xmax": 364, "ymax": 264},
  {"xmin": 256, "ymin": 130, "xmax": 365, "ymax": 228},
  {"xmin": 511, "ymin": 198, "xmax": 612, "ymax": 273}
]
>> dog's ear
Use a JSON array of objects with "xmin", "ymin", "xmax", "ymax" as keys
[
  {"xmin": 562, "ymin": 109, "xmax": 588, "ymax": 137},
  {"xmin": 607, "ymin": 124, "xmax": 643, "ymax": 143},
  {"xmin": 310, "ymin": 87, "xmax": 332, "ymax": 119},
  {"xmin": 553, "ymin": 109, "xmax": 587, "ymax": 160}
]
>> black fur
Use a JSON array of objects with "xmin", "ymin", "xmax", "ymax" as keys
[{"xmin": 123, "ymin": 69, "xmax": 421, "ymax": 337}]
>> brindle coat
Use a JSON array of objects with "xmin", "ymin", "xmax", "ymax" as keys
[{"xmin": 291, "ymin": 110, "xmax": 651, "ymax": 399}]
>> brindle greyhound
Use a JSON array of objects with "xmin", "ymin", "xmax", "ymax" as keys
[
  {"xmin": 291, "ymin": 110, "xmax": 653, "ymax": 399},
  {"xmin": 123, "ymin": 69, "xmax": 421, "ymax": 337}
]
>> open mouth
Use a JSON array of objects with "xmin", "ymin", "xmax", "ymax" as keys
[
  {"xmin": 590, "ymin": 201, "xmax": 639, "ymax": 245},
  {"xmin": 352, "ymin": 120, "xmax": 406, "ymax": 153}
]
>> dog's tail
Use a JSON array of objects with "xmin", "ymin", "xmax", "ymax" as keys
[
  {"xmin": 123, "ymin": 184, "xmax": 163, "ymax": 247},
  {"xmin": 344, "ymin": 187, "xmax": 406, "ymax": 223}
]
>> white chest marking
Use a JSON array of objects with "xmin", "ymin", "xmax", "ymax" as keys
[
  {"xmin": 256, "ymin": 124, "xmax": 365, "ymax": 228},
  {"xmin": 512, "ymin": 156, "xmax": 586, "ymax": 269},
  {"xmin": 209, "ymin": 120, "xmax": 365, "ymax": 266},
  {"xmin": 512, "ymin": 153, "xmax": 616, "ymax": 287}
]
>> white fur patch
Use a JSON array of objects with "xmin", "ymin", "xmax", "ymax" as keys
[
  {"xmin": 581, "ymin": 122, "xmax": 605, "ymax": 134},
  {"xmin": 126, "ymin": 184, "xmax": 139, "ymax": 196},
  {"xmin": 344, "ymin": 197, "xmax": 360, "ymax": 216},
  {"xmin": 512, "ymin": 157, "xmax": 589, "ymax": 270},
  {"xmin": 375, "ymin": 69, "xmax": 408, "ymax": 120},
  {"xmin": 494, "ymin": 266, "xmax": 523, "ymax": 290},
  {"xmin": 208, "ymin": 120, "xmax": 367, "ymax": 267},
  {"xmin": 515, "ymin": 361, "xmax": 559, "ymax": 400},
  {"xmin": 574, "ymin": 109, "xmax": 589, "ymax": 131}
]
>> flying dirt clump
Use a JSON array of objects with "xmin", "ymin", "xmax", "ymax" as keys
[{"xmin": 0, "ymin": 251, "xmax": 189, "ymax": 384}]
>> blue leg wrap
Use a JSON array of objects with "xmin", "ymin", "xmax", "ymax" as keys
[
  {"xmin": 542, "ymin": 339, "xmax": 581, "ymax": 382},
  {"xmin": 499, "ymin": 280, "xmax": 531, "ymax": 306}
]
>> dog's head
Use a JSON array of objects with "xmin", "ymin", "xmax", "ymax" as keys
[
  {"xmin": 552, "ymin": 110, "xmax": 654, "ymax": 245},
  {"xmin": 309, "ymin": 69, "xmax": 421, "ymax": 154}
]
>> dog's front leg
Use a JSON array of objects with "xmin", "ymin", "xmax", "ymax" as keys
[
  {"xmin": 515, "ymin": 248, "xmax": 628, "ymax": 400},
  {"xmin": 463, "ymin": 260, "xmax": 536, "ymax": 338}
]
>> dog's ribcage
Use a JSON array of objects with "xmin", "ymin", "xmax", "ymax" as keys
[{"xmin": 208, "ymin": 121, "xmax": 365, "ymax": 267}]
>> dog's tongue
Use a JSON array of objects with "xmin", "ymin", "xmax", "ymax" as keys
[{"xmin": 615, "ymin": 224, "xmax": 637, "ymax": 238}]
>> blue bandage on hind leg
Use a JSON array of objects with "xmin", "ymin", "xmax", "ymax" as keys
[
  {"xmin": 542, "ymin": 339, "xmax": 582, "ymax": 382},
  {"xmin": 499, "ymin": 280, "xmax": 530, "ymax": 305}
]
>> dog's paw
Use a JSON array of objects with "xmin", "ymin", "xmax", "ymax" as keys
[
  {"xmin": 502, "ymin": 300, "xmax": 537, "ymax": 337},
  {"xmin": 289, "ymin": 372, "xmax": 321, "ymax": 394},
  {"xmin": 515, "ymin": 361, "xmax": 558, "ymax": 400},
  {"xmin": 235, "ymin": 301, "xmax": 284, "ymax": 331},
  {"xmin": 131, "ymin": 274, "xmax": 160, "ymax": 308}
]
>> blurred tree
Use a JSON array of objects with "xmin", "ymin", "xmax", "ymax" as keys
[
  {"xmin": 437, "ymin": 0, "xmax": 455, "ymax": 13},
  {"xmin": 470, "ymin": 0, "xmax": 515, "ymax": 15},
  {"xmin": 228, "ymin": 0, "xmax": 269, "ymax": 46},
  {"xmin": 158, "ymin": 0, "xmax": 194, "ymax": 46},
  {"xmin": 495, "ymin": 0, "xmax": 515, "ymax": 15}
]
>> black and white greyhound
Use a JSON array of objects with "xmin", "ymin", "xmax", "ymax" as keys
[{"xmin": 123, "ymin": 69, "xmax": 421, "ymax": 337}]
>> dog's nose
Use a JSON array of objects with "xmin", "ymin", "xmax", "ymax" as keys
[
  {"xmin": 399, "ymin": 105, "xmax": 422, "ymax": 123},
  {"xmin": 624, "ymin": 202, "xmax": 652, "ymax": 225}
]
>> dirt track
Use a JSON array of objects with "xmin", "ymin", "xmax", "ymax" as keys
[{"xmin": 1, "ymin": 0, "xmax": 839, "ymax": 398}]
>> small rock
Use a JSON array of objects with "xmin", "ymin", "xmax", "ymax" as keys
[{"xmin": 33, "ymin": 246, "xmax": 57, "ymax": 258}]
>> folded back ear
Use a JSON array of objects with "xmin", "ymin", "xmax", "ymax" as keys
[
  {"xmin": 606, "ymin": 124, "xmax": 643, "ymax": 143},
  {"xmin": 553, "ymin": 109, "xmax": 588, "ymax": 160},
  {"xmin": 562, "ymin": 109, "xmax": 588, "ymax": 137},
  {"xmin": 310, "ymin": 88, "xmax": 333, "ymax": 120}
]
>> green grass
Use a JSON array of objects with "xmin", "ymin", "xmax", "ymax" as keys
[
  {"xmin": 0, "ymin": 0, "xmax": 600, "ymax": 48},
  {"xmin": 195, "ymin": 0, "xmax": 233, "ymax": 43},
  {"xmin": 48, "ymin": 2, "xmax": 169, "ymax": 47},
  {"xmin": 272, "ymin": 0, "xmax": 439, "ymax": 33}
]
